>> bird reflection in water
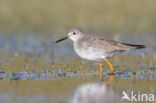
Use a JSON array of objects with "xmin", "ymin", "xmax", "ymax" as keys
[{"xmin": 70, "ymin": 75, "xmax": 122, "ymax": 103}]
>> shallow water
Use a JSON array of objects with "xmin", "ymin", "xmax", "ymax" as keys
[{"xmin": 0, "ymin": 33, "xmax": 156, "ymax": 103}]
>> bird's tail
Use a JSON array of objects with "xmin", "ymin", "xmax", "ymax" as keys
[{"xmin": 122, "ymin": 43, "xmax": 146, "ymax": 49}]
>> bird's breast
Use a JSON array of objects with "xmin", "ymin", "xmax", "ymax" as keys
[{"xmin": 73, "ymin": 42, "xmax": 104, "ymax": 61}]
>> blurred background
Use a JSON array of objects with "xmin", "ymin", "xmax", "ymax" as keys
[
  {"xmin": 0, "ymin": 0, "xmax": 155, "ymax": 103},
  {"xmin": 0, "ymin": 0, "xmax": 156, "ymax": 34}
]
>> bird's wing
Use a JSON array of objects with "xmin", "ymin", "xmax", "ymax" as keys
[{"xmin": 86, "ymin": 35, "xmax": 126, "ymax": 54}]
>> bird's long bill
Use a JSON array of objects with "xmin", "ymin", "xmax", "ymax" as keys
[{"xmin": 55, "ymin": 36, "xmax": 68, "ymax": 43}]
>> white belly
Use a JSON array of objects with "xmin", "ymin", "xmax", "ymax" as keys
[{"xmin": 74, "ymin": 44, "xmax": 105, "ymax": 61}]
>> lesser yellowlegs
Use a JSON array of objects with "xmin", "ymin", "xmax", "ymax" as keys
[{"xmin": 55, "ymin": 28, "xmax": 145, "ymax": 80}]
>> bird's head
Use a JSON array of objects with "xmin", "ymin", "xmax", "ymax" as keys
[{"xmin": 55, "ymin": 27, "xmax": 84, "ymax": 43}]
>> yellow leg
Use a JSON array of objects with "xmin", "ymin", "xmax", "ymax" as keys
[
  {"xmin": 104, "ymin": 58, "xmax": 114, "ymax": 73},
  {"xmin": 99, "ymin": 63, "xmax": 103, "ymax": 80},
  {"xmin": 103, "ymin": 58, "xmax": 114, "ymax": 85}
]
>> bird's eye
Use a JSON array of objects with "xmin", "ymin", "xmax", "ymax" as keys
[{"xmin": 73, "ymin": 32, "xmax": 76, "ymax": 35}]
